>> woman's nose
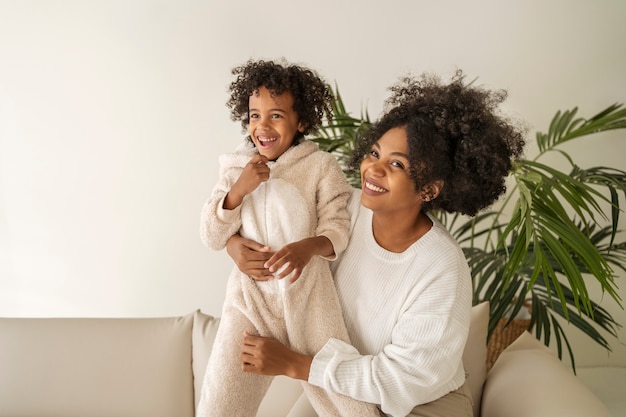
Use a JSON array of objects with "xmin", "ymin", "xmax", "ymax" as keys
[{"xmin": 368, "ymin": 160, "xmax": 385, "ymax": 176}]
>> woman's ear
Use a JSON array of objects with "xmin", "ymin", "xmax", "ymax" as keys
[{"xmin": 421, "ymin": 180, "xmax": 444, "ymax": 202}]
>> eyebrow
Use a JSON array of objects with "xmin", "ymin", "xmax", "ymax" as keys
[
  {"xmin": 373, "ymin": 142, "xmax": 409, "ymax": 160},
  {"xmin": 249, "ymin": 108, "xmax": 288, "ymax": 114}
]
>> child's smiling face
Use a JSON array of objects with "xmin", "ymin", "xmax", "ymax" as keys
[{"xmin": 248, "ymin": 86, "xmax": 305, "ymax": 161}]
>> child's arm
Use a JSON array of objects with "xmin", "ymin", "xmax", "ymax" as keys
[
  {"xmin": 223, "ymin": 154, "xmax": 269, "ymax": 209},
  {"xmin": 313, "ymin": 152, "xmax": 353, "ymax": 259},
  {"xmin": 200, "ymin": 154, "xmax": 269, "ymax": 250},
  {"xmin": 264, "ymin": 151, "xmax": 352, "ymax": 282}
]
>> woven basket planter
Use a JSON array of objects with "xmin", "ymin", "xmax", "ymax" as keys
[{"xmin": 486, "ymin": 318, "xmax": 531, "ymax": 371}]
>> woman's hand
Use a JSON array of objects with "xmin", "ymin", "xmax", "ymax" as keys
[
  {"xmin": 240, "ymin": 332, "xmax": 313, "ymax": 380},
  {"xmin": 226, "ymin": 234, "xmax": 274, "ymax": 281}
]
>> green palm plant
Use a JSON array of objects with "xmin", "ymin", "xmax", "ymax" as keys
[
  {"xmin": 313, "ymin": 85, "xmax": 371, "ymax": 189},
  {"xmin": 312, "ymin": 86, "xmax": 626, "ymax": 369}
]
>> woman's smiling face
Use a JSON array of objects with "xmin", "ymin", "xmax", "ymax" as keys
[
  {"xmin": 248, "ymin": 86, "xmax": 305, "ymax": 161},
  {"xmin": 360, "ymin": 126, "xmax": 423, "ymax": 214}
]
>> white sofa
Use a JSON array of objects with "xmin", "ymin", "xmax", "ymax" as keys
[{"xmin": 0, "ymin": 303, "xmax": 612, "ymax": 417}]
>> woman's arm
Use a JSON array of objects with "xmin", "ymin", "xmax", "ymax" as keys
[{"xmin": 238, "ymin": 249, "xmax": 470, "ymax": 417}]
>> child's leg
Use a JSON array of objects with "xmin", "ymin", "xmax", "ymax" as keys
[
  {"xmin": 196, "ymin": 302, "xmax": 273, "ymax": 417},
  {"xmin": 284, "ymin": 260, "xmax": 380, "ymax": 417}
]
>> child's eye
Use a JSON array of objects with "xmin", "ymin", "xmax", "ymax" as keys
[
  {"xmin": 392, "ymin": 161, "xmax": 405, "ymax": 169},
  {"xmin": 369, "ymin": 150, "xmax": 379, "ymax": 158},
  {"xmin": 250, "ymin": 113, "xmax": 259, "ymax": 119},
  {"xmin": 271, "ymin": 114, "xmax": 282, "ymax": 119}
]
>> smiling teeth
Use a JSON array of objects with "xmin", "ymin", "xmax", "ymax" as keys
[
  {"xmin": 259, "ymin": 137, "xmax": 277, "ymax": 143},
  {"xmin": 365, "ymin": 181, "xmax": 387, "ymax": 193}
]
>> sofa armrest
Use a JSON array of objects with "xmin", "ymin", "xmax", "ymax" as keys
[{"xmin": 481, "ymin": 332, "xmax": 612, "ymax": 417}]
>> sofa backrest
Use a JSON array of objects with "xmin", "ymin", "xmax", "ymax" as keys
[
  {"xmin": 0, "ymin": 303, "xmax": 489, "ymax": 417},
  {"xmin": 0, "ymin": 313, "xmax": 196, "ymax": 417}
]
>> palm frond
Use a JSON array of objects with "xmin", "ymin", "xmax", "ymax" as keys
[
  {"xmin": 538, "ymin": 103, "xmax": 626, "ymax": 152},
  {"xmin": 311, "ymin": 84, "xmax": 370, "ymax": 188}
]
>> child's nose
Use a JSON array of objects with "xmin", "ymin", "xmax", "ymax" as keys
[{"xmin": 258, "ymin": 117, "xmax": 270, "ymax": 129}]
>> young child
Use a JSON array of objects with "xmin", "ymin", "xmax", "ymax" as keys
[{"xmin": 196, "ymin": 59, "xmax": 379, "ymax": 417}]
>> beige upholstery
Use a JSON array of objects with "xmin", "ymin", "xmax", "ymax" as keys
[
  {"xmin": 0, "ymin": 303, "xmax": 612, "ymax": 417},
  {"xmin": 463, "ymin": 301, "xmax": 489, "ymax": 417},
  {"xmin": 192, "ymin": 310, "xmax": 221, "ymax": 409},
  {"xmin": 0, "ymin": 314, "xmax": 196, "ymax": 417},
  {"xmin": 482, "ymin": 331, "xmax": 613, "ymax": 417}
]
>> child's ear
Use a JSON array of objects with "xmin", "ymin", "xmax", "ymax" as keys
[{"xmin": 298, "ymin": 122, "xmax": 306, "ymax": 133}]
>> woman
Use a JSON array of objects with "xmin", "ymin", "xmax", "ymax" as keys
[{"xmin": 227, "ymin": 70, "xmax": 525, "ymax": 417}]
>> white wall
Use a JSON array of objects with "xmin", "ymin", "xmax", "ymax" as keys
[{"xmin": 1, "ymin": 0, "xmax": 625, "ymax": 367}]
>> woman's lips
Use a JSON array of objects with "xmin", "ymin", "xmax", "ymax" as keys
[{"xmin": 363, "ymin": 179, "xmax": 388, "ymax": 194}]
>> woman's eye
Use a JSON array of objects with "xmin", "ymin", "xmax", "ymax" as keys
[
  {"xmin": 369, "ymin": 150, "xmax": 379, "ymax": 158},
  {"xmin": 271, "ymin": 114, "xmax": 282, "ymax": 119},
  {"xmin": 250, "ymin": 114, "xmax": 259, "ymax": 119},
  {"xmin": 392, "ymin": 161, "xmax": 405, "ymax": 169}
]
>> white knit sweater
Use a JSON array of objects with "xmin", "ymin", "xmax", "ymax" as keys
[{"xmin": 309, "ymin": 190, "xmax": 472, "ymax": 417}]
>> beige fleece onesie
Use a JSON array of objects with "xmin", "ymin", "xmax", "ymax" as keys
[{"xmin": 196, "ymin": 140, "xmax": 380, "ymax": 417}]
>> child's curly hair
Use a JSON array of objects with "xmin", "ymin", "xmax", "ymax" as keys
[
  {"xmin": 351, "ymin": 70, "xmax": 526, "ymax": 216},
  {"xmin": 227, "ymin": 58, "xmax": 333, "ymax": 144}
]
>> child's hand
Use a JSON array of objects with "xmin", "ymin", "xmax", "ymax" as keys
[
  {"xmin": 224, "ymin": 155, "xmax": 269, "ymax": 210},
  {"xmin": 264, "ymin": 236, "xmax": 333, "ymax": 283},
  {"xmin": 264, "ymin": 240, "xmax": 313, "ymax": 283}
]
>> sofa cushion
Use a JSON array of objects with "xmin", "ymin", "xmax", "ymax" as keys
[
  {"xmin": 481, "ymin": 331, "xmax": 613, "ymax": 417},
  {"xmin": 192, "ymin": 310, "xmax": 221, "ymax": 408},
  {"xmin": 0, "ymin": 313, "xmax": 195, "ymax": 417},
  {"xmin": 463, "ymin": 301, "xmax": 489, "ymax": 417}
]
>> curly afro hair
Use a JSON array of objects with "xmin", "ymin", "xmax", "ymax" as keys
[
  {"xmin": 227, "ymin": 58, "xmax": 333, "ymax": 144},
  {"xmin": 351, "ymin": 70, "xmax": 526, "ymax": 216}
]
